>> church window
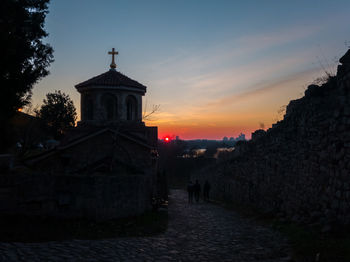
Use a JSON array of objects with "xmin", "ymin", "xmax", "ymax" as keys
[
  {"xmin": 126, "ymin": 95, "xmax": 137, "ymax": 120},
  {"xmin": 101, "ymin": 94, "xmax": 117, "ymax": 120}
]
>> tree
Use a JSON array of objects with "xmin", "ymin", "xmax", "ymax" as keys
[
  {"xmin": 36, "ymin": 90, "xmax": 77, "ymax": 139},
  {"xmin": 0, "ymin": 0, "xmax": 54, "ymax": 151}
]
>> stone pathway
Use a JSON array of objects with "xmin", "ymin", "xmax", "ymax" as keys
[{"xmin": 0, "ymin": 190, "xmax": 292, "ymax": 261}]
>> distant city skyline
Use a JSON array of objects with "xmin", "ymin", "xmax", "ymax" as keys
[{"xmin": 32, "ymin": 0, "xmax": 350, "ymax": 139}]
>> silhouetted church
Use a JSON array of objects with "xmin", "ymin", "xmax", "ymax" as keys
[
  {"xmin": 18, "ymin": 49, "xmax": 159, "ymax": 220},
  {"xmin": 27, "ymin": 49, "xmax": 158, "ymax": 176}
]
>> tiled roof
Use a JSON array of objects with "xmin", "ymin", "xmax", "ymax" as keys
[{"xmin": 75, "ymin": 69, "xmax": 146, "ymax": 90}]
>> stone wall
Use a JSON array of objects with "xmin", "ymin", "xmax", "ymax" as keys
[
  {"xmin": 195, "ymin": 51, "xmax": 350, "ymax": 228},
  {"xmin": 0, "ymin": 172, "xmax": 152, "ymax": 221}
]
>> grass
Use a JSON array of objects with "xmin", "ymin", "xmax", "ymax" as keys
[
  {"xmin": 216, "ymin": 200, "xmax": 350, "ymax": 262},
  {"xmin": 0, "ymin": 210, "xmax": 168, "ymax": 243}
]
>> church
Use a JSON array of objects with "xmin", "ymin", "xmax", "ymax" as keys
[
  {"xmin": 21, "ymin": 49, "xmax": 159, "ymax": 220},
  {"xmin": 27, "ymin": 48, "xmax": 158, "ymax": 174}
]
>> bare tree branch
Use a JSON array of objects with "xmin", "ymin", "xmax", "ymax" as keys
[{"xmin": 143, "ymin": 102, "xmax": 160, "ymax": 121}]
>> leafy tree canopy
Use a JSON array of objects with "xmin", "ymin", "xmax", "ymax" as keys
[
  {"xmin": 36, "ymin": 90, "xmax": 77, "ymax": 139},
  {"xmin": 0, "ymin": 0, "xmax": 53, "ymax": 150}
]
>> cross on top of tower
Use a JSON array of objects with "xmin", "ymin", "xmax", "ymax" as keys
[{"xmin": 108, "ymin": 48, "xmax": 118, "ymax": 69}]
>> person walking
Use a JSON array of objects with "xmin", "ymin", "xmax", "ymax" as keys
[
  {"xmin": 187, "ymin": 180, "xmax": 194, "ymax": 203},
  {"xmin": 203, "ymin": 180, "xmax": 211, "ymax": 201},
  {"xmin": 194, "ymin": 180, "xmax": 201, "ymax": 203}
]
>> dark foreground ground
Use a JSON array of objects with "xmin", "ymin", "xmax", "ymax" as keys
[{"xmin": 0, "ymin": 190, "xmax": 291, "ymax": 261}]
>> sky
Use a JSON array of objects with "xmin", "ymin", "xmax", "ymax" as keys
[{"xmin": 32, "ymin": 0, "xmax": 350, "ymax": 140}]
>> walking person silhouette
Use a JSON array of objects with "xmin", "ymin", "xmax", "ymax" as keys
[
  {"xmin": 187, "ymin": 180, "xmax": 194, "ymax": 203},
  {"xmin": 194, "ymin": 180, "xmax": 201, "ymax": 203},
  {"xmin": 203, "ymin": 180, "xmax": 211, "ymax": 201}
]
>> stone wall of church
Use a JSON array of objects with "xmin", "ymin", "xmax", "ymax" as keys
[
  {"xmin": 194, "ymin": 57, "xmax": 350, "ymax": 229},
  {"xmin": 0, "ymin": 172, "xmax": 152, "ymax": 221}
]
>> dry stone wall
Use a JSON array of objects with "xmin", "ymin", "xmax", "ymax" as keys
[{"xmin": 197, "ymin": 51, "xmax": 350, "ymax": 229}]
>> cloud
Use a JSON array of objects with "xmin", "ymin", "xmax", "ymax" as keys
[
  {"xmin": 146, "ymin": 23, "xmax": 326, "ymax": 111},
  {"xmin": 149, "ymin": 23, "xmax": 322, "ymax": 78},
  {"xmin": 204, "ymin": 67, "xmax": 321, "ymax": 108},
  {"xmin": 150, "ymin": 44, "xmax": 324, "ymax": 114},
  {"xmin": 237, "ymin": 24, "xmax": 321, "ymax": 51},
  {"xmin": 151, "ymin": 63, "xmax": 328, "ymax": 139}
]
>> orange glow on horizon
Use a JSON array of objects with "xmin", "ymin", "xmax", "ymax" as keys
[
  {"xmin": 147, "ymin": 111, "xmax": 278, "ymax": 140},
  {"xmin": 142, "ymin": 64, "xmax": 322, "ymax": 141},
  {"xmin": 157, "ymin": 125, "xmax": 258, "ymax": 140}
]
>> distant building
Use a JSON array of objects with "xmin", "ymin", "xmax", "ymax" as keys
[{"xmin": 236, "ymin": 133, "xmax": 246, "ymax": 141}]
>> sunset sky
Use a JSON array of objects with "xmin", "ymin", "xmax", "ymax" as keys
[{"xmin": 32, "ymin": 0, "xmax": 350, "ymax": 140}]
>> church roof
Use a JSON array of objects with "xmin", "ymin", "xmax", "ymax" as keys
[
  {"xmin": 24, "ymin": 127, "xmax": 154, "ymax": 165},
  {"xmin": 75, "ymin": 69, "xmax": 146, "ymax": 91}
]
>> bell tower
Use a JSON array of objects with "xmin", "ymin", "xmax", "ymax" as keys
[{"xmin": 75, "ymin": 49, "xmax": 146, "ymax": 126}]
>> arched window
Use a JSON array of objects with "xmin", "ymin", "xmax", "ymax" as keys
[
  {"xmin": 101, "ymin": 94, "xmax": 117, "ymax": 120},
  {"xmin": 126, "ymin": 95, "xmax": 137, "ymax": 121}
]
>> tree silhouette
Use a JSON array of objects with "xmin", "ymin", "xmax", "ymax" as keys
[
  {"xmin": 0, "ymin": 0, "xmax": 53, "ymax": 151},
  {"xmin": 36, "ymin": 90, "xmax": 76, "ymax": 139}
]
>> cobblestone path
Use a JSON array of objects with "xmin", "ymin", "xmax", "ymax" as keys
[{"xmin": 0, "ymin": 190, "xmax": 292, "ymax": 261}]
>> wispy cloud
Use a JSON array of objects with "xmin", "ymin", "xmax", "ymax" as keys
[
  {"xmin": 149, "ymin": 44, "xmax": 324, "ymax": 115},
  {"xmin": 147, "ymin": 24, "xmax": 325, "ymax": 105},
  {"xmin": 149, "ymin": 23, "xmax": 322, "ymax": 78},
  {"xmin": 237, "ymin": 24, "xmax": 321, "ymax": 50},
  {"xmin": 204, "ymin": 67, "xmax": 321, "ymax": 108}
]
